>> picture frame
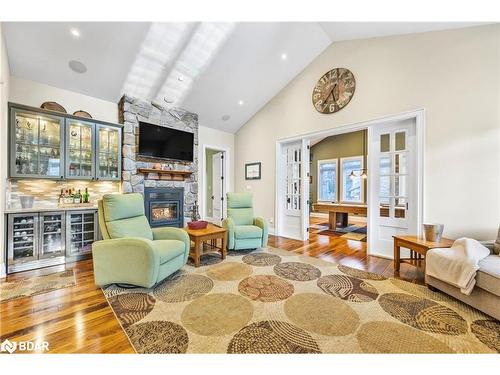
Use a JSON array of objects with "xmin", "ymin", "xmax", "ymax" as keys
[{"xmin": 245, "ymin": 162, "xmax": 261, "ymax": 180}]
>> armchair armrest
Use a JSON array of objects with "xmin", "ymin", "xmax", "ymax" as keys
[
  {"xmin": 152, "ymin": 227, "xmax": 190, "ymax": 261},
  {"xmin": 254, "ymin": 217, "xmax": 269, "ymax": 248},
  {"xmin": 222, "ymin": 217, "xmax": 235, "ymax": 250},
  {"xmin": 92, "ymin": 237, "xmax": 160, "ymax": 288}
]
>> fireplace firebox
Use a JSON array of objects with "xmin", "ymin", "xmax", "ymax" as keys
[{"xmin": 144, "ymin": 187, "xmax": 184, "ymax": 228}]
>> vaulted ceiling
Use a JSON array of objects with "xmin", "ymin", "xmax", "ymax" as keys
[{"xmin": 2, "ymin": 22, "xmax": 483, "ymax": 132}]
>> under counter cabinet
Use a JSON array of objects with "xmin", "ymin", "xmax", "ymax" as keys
[
  {"xmin": 10, "ymin": 107, "xmax": 65, "ymax": 179},
  {"xmin": 7, "ymin": 212, "xmax": 66, "ymax": 273},
  {"xmin": 66, "ymin": 210, "xmax": 99, "ymax": 261}
]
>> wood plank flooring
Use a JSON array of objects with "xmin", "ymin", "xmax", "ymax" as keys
[{"xmin": 0, "ymin": 218, "xmax": 425, "ymax": 354}]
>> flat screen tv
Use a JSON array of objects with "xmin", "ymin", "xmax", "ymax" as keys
[{"xmin": 138, "ymin": 122, "xmax": 194, "ymax": 162}]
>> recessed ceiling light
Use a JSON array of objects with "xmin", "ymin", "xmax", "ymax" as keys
[
  {"xmin": 221, "ymin": 115, "xmax": 230, "ymax": 121},
  {"xmin": 68, "ymin": 60, "xmax": 87, "ymax": 74},
  {"xmin": 177, "ymin": 76, "xmax": 184, "ymax": 82},
  {"xmin": 238, "ymin": 100, "xmax": 244, "ymax": 106},
  {"xmin": 70, "ymin": 28, "xmax": 81, "ymax": 38},
  {"xmin": 164, "ymin": 97, "xmax": 174, "ymax": 104},
  {"xmin": 281, "ymin": 53, "xmax": 287, "ymax": 60}
]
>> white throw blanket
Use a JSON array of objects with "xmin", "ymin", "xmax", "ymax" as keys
[{"xmin": 426, "ymin": 237, "xmax": 491, "ymax": 295}]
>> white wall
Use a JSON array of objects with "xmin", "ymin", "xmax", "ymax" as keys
[
  {"xmin": 9, "ymin": 77, "xmax": 118, "ymax": 123},
  {"xmin": 235, "ymin": 24, "xmax": 500, "ymax": 241},
  {"xmin": 198, "ymin": 125, "xmax": 235, "ymax": 219},
  {"xmin": 0, "ymin": 25, "xmax": 11, "ymax": 277}
]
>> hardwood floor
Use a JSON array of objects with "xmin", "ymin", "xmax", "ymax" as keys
[{"xmin": 0, "ymin": 218, "xmax": 425, "ymax": 354}]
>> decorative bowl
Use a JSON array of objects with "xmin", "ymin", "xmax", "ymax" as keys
[{"xmin": 188, "ymin": 220, "xmax": 208, "ymax": 230}]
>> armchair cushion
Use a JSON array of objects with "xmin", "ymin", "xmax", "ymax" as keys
[
  {"xmin": 102, "ymin": 193, "xmax": 145, "ymax": 221},
  {"xmin": 235, "ymin": 225, "xmax": 263, "ymax": 239},
  {"xmin": 152, "ymin": 240, "xmax": 187, "ymax": 264},
  {"xmin": 106, "ymin": 216, "xmax": 153, "ymax": 240}
]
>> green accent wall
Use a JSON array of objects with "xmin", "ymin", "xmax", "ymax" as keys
[
  {"xmin": 205, "ymin": 149, "xmax": 219, "ymax": 217},
  {"xmin": 310, "ymin": 130, "xmax": 367, "ymax": 208}
]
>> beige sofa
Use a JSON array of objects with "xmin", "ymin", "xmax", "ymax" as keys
[{"xmin": 425, "ymin": 229, "xmax": 500, "ymax": 320}]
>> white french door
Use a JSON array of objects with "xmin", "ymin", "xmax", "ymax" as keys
[
  {"xmin": 211, "ymin": 152, "xmax": 224, "ymax": 223},
  {"xmin": 279, "ymin": 139, "xmax": 309, "ymax": 240},
  {"xmin": 368, "ymin": 118, "xmax": 417, "ymax": 257}
]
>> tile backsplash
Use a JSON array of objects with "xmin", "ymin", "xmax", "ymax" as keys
[{"xmin": 6, "ymin": 179, "xmax": 121, "ymax": 209}]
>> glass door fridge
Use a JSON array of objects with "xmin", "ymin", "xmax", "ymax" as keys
[{"xmin": 7, "ymin": 213, "xmax": 38, "ymax": 273}]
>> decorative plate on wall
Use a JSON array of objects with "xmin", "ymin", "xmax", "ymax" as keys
[
  {"xmin": 312, "ymin": 68, "xmax": 356, "ymax": 114},
  {"xmin": 40, "ymin": 101, "xmax": 67, "ymax": 113},
  {"xmin": 73, "ymin": 110, "xmax": 93, "ymax": 118}
]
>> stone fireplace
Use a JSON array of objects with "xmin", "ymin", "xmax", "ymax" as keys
[{"xmin": 118, "ymin": 95, "xmax": 198, "ymax": 224}]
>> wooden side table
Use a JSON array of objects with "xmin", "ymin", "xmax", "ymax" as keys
[
  {"xmin": 185, "ymin": 224, "xmax": 227, "ymax": 267},
  {"xmin": 393, "ymin": 235, "xmax": 454, "ymax": 271}
]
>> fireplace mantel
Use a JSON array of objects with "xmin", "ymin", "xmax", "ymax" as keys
[{"xmin": 137, "ymin": 168, "xmax": 192, "ymax": 181}]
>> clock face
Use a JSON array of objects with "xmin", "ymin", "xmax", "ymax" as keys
[{"xmin": 312, "ymin": 68, "xmax": 356, "ymax": 114}]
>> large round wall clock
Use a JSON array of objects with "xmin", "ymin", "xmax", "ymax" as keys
[{"xmin": 312, "ymin": 68, "xmax": 356, "ymax": 114}]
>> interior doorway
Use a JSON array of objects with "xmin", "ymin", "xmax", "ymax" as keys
[
  {"xmin": 203, "ymin": 147, "xmax": 228, "ymax": 224},
  {"xmin": 275, "ymin": 110, "xmax": 424, "ymax": 257}
]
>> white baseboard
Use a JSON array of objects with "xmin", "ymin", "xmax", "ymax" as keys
[{"xmin": 0, "ymin": 263, "xmax": 6, "ymax": 278}]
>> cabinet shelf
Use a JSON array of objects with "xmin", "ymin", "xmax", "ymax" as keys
[{"xmin": 137, "ymin": 168, "xmax": 192, "ymax": 181}]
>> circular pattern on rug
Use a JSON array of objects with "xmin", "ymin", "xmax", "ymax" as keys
[
  {"xmin": 284, "ymin": 293, "xmax": 359, "ymax": 336},
  {"xmin": 228, "ymin": 248, "xmax": 261, "ymax": 256},
  {"xmin": 153, "ymin": 274, "xmax": 213, "ymax": 303},
  {"xmin": 126, "ymin": 321, "xmax": 188, "ymax": 353},
  {"xmin": 338, "ymin": 264, "xmax": 387, "ymax": 280},
  {"xmin": 238, "ymin": 275, "xmax": 294, "ymax": 302},
  {"xmin": 181, "ymin": 293, "xmax": 253, "ymax": 336},
  {"xmin": 273, "ymin": 262, "xmax": 321, "ymax": 281},
  {"xmin": 242, "ymin": 253, "xmax": 281, "ymax": 267},
  {"xmin": 187, "ymin": 253, "xmax": 222, "ymax": 267},
  {"xmin": 471, "ymin": 319, "xmax": 500, "ymax": 353},
  {"xmin": 378, "ymin": 293, "xmax": 468, "ymax": 335},
  {"xmin": 206, "ymin": 262, "xmax": 253, "ymax": 281},
  {"xmin": 317, "ymin": 275, "xmax": 379, "ymax": 302},
  {"xmin": 107, "ymin": 293, "xmax": 156, "ymax": 328},
  {"xmin": 227, "ymin": 320, "xmax": 321, "ymax": 354},
  {"xmin": 356, "ymin": 321, "xmax": 454, "ymax": 353}
]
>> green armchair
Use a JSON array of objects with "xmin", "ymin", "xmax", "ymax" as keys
[
  {"xmin": 92, "ymin": 193, "xmax": 190, "ymax": 288},
  {"xmin": 222, "ymin": 192, "xmax": 269, "ymax": 251}
]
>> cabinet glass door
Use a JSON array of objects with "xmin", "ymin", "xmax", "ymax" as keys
[
  {"xmin": 9, "ymin": 214, "xmax": 38, "ymax": 264},
  {"xmin": 11, "ymin": 109, "xmax": 64, "ymax": 178},
  {"xmin": 68, "ymin": 211, "xmax": 96, "ymax": 255},
  {"xmin": 39, "ymin": 212, "xmax": 65, "ymax": 259},
  {"xmin": 66, "ymin": 120, "xmax": 95, "ymax": 179},
  {"xmin": 96, "ymin": 125, "xmax": 121, "ymax": 180}
]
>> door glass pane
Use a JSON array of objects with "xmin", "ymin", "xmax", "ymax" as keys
[
  {"xmin": 12, "ymin": 215, "xmax": 36, "ymax": 261},
  {"xmin": 395, "ymin": 131, "xmax": 406, "ymax": 151},
  {"xmin": 379, "ymin": 156, "xmax": 391, "ymax": 175},
  {"xmin": 380, "ymin": 133, "xmax": 390, "ymax": 152},
  {"xmin": 379, "ymin": 176, "xmax": 391, "ymax": 198},
  {"xmin": 68, "ymin": 122, "xmax": 93, "ymax": 178},
  {"xmin": 14, "ymin": 113, "xmax": 39, "ymax": 175},
  {"xmin": 379, "ymin": 203, "xmax": 390, "ymax": 217},
  {"xmin": 341, "ymin": 158, "xmax": 362, "ymax": 202},
  {"xmin": 41, "ymin": 214, "xmax": 63, "ymax": 256},
  {"xmin": 394, "ymin": 175, "xmax": 407, "ymax": 197},
  {"xmin": 318, "ymin": 161, "xmax": 337, "ymax": 201},
  {"xmin": 395, "ymin": 197, "xmax": 406, "ymax": 218},
  {"xmin": 395, "ymin": 153, "xmax": 408, "ymax": 174}
]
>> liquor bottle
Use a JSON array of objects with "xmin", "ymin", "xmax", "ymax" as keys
[
  {"xmin": 82, "ymin": 188, "xmax": 89, "ymax": 204},
  {"xmin": 58, "ymin": 189, "xmax": 64, "ymax": 205},
  {"xmin": 77, "ymin": 189, "xmax": 82, "ymax": 204}
]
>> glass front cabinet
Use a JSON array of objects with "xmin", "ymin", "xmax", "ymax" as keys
[
  {"xmin": 10, "ymin": 107, "xmax": 65, "ymax": 179},
  {"xmin": 7, "ymin": 210, "xmax": 98, "ymax": 273},
  {"xmin": 9, "ymin": 105, "xmax": 121, "ymax": 181}
]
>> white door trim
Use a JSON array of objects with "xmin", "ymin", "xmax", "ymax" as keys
[
  {"xmin": 201, "ymin": 144, "xmax": 230, "ymax": 221},
  {"xmin": 275, "ymin": 109, "xmax": 425, "ymax": 257}
]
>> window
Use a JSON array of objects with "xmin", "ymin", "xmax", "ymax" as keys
[
  {"xmin": 317, "ymin": 159, "xmax": 337, "ymax": 202},
  {"xmin": 341, "ymin": 156, "xmax": 364, "ymax": 203}
]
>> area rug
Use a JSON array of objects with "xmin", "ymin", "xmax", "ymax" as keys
[
  {"xmin": 0, "ymin": 269, "xmax": 76, "ymax": 302},
  {"xmin": 102, "ymin": 248, "xmax": 499, "ymax": 354},
  {"xmin": 318, "ymin": 224, "xmax": 367, "ymax": 242}
]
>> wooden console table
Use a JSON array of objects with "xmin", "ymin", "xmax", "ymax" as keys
[
  {"xmin": 185, "ymin": 224, "xmax": 227, "ymax": 267},
  {"xmin": 393, "ymin": 235, "xmax": 454, "ymax": 271},
  {"xmin": 313, "ymin": 203, "xmax": 367, "ymax": 229}
]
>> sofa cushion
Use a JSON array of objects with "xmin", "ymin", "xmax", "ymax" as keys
[
  {"xmin": 476, "ymin": 255, "xmax": 500, "ymax": 297},
  {"xmin": 235, "ymin": 225, "xmax": 263, "ymax": 239},
  {"xmin": 227, "ymin": 208, "xmax": 254, "ymax": 225},
  {"xmin": 152, "ymin": 240, "xmax": 186, "ymax": 264},
  {"xmin": 103, "ymin": 193, "xmax": 145, "ymax": 222},
  {"xmin": 106, "ymin": 216, "xmax": 153, "ymax": 240}
]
